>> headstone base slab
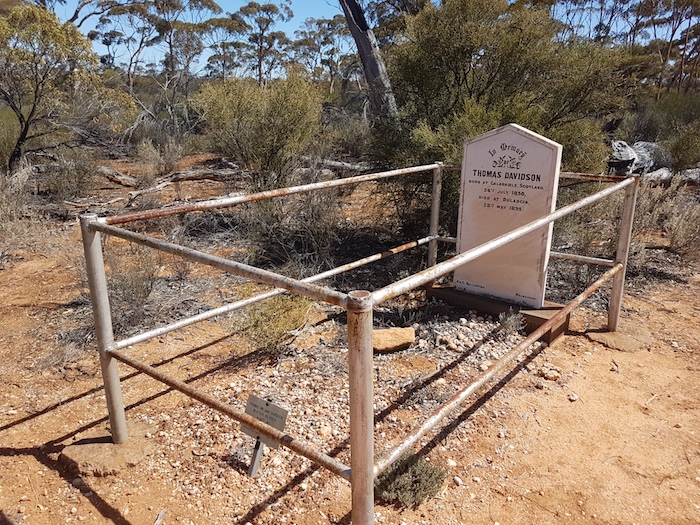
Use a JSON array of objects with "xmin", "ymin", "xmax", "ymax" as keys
[{"xmin": 427, "ymin": 285, "xmax": 569, "ymax": 344}]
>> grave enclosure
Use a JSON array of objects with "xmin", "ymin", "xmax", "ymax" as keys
[{"xmin": 81, "ymin": 124, "xmax": 639, "ymax": 525}]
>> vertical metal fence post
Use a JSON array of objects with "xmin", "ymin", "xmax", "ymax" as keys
[
  {"xmin": 427, "ymin": 162, "xmax": 443, "ymax": 270},
  {"xmin": 608, "ymin": 176, "xmax": 640, "ymax": 331},
  {"xmin": 347, "ymin": 290, "xmax": 375, "ymax": 525},
  {"xmin": 80, "ymin": 214, "xmax": 129, "ymax": 444}
]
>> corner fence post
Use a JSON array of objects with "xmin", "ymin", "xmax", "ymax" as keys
[
  {"xmin": 427, "ymin": 162, "xmax": 443, "ymax": 270},
  {"xmin": 347, "ymin": 290, "xmax": 375, "ymax": 525},
  {"xmin": 80, "ymin": 214, "xmax": 128, "ymax": 444},
  {"xmin": 608, "ymin": 176, "xmax": 640, "ymax": 331}
]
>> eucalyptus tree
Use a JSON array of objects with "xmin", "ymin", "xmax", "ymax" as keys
[
  {"xmin": 386, "ymin": 0, "xmax": 637, "ymax": 170},
  {"xmin": 339, "ymin": 0, "xmax": 397, "ymax": 120},
  {"xmin": 292, "ymin": 15, "xmax": 350, "ymax": 91},
  {"xmin": 228, "ymin": 1, "xmax": 293, "ymax": 84},
  {"xmin": 0, "ymin": 4, "xmax": 100, "ymax": 171}
]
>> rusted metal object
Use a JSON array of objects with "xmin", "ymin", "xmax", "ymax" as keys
[
  {"xmin": 560, "ymin": 171, "xmax": 629, "ymax": 182},
  {"xmin": 90, "ymin": 220, "xmax": 349, "ymax": 308},
  {"xmin": 374, "ymin": 263, "xmax": 623, "ymax": 476},
  {"xmin": 80, "ymin": 159, "xmax": 639, "ymax": 525},
  {"xmin": 346, "ymin": 290, "xmax": 375, "ymax": 525},
  {"xmin": 80, "ymin": 215, "xmax": 128, "ymax": 443},
  {"xmin": 608, "ymin": 176, "xmax": 640, "ymax": 330},
  {"xmin": 370, "ymin": 177, "xmax": 635, "ymax": 305},
  {"xmin": 549, "ymin": 251, "xmax": 616, "ymax": 267},
  {"xmin": 114, "ymin": 236, "xmax": 435, "ymax": 350},
  {"xmin": 427, "ymin": 163, "xmax": 443, "ymax": 270},
  {"xmin": 108, "ymin": 347, "xmax": 352, "ymax": 481},
  {"xmin": 105, "ymin": 164, "xmax": 441, "ymax": 225}
]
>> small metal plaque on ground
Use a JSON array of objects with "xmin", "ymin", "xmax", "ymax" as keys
[{"xmin": 241, "ymin": 395, "xmax": 288, "ymax": 449}]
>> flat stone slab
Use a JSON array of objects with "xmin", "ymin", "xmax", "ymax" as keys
[
  {"xmin": 586, "ymin": 322, "xmax": 653, "ymax": 352},
  {"xmin": 427, "ymin": 286, "xmax": 569, "ymax": 344},
  {"xmin": 373, "ymin": 327, "xmax": 415, "ymax": 353},
  {"xmin": 59, "ymin": 421, "xmax": 156, "ymax": 477}
]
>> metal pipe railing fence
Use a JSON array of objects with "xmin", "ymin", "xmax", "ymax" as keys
[{"xmin": 80, "ymin": 163, "xmax": 640, "ymax": 525}]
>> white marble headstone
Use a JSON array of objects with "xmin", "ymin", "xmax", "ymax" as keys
[{"xmin": 454, "ymin": 124, "xmax": 562, "ymax": 308}]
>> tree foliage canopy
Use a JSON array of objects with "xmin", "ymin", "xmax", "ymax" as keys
[{"xmin": 0, "ymin": 4, "xmax": 100, "ymax": 171}]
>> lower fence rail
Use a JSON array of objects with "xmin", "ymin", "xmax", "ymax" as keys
[
  {"xmin": 374, "ymin": 263, "xmax": 623, "ymax": 476},
  {"xmin": 108, "ymin": 347, "xmax": 352, "ymax": 481}
]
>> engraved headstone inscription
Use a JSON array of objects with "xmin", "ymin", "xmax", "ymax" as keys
[{"xmin": 454, "ymin": 124, "xmax": 562, "ymax": 308}]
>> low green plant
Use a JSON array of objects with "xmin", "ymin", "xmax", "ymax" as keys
[
  {"xmin": 498, "ymin": 308, "xmax": 526, "ymax": 335},
  {"xmin": 375, "ymin": 453, "xmax": 446, "ymax": 508},
  {"xmin": 233, "ymin": 294, "xmax": 311, "ymax": 357},
  {"xmin": 665, "ymin": 120, "xmax": 700, "ymax": 172}
]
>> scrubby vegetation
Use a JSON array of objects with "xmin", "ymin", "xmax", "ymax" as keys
[{"xmin": 0, "ymin": 0, "xmax": 695, "ymax": 285}]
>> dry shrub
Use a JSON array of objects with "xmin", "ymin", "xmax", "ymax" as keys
[
  {"xmin": 161, "ymin": 137, "xmax": 184, "ymax": 175},
  {"xmin": 0, "ymin": 108, "xmax": 18, "ymax": 170},
  {"xmin": 242, "ymin": 170, "xmax": 344, "ymax": 277},
  {"xmin": 136, "ymin": 137, "xmax": 184, "ymax": 185},
  {"xmin": 375, "ymin": 453, "xmax": 446, "ymax": 508},
  {"xmin": 105, "ymin": 241, "xmax": 160, "ymax": 336},
  {"xmin": 0, "ymin": 164, "xmax": 29, "ymax": 235},
  {"xmin": 233, "ymin": 294, "xmax": 311, "ymax": 357},
  {"xmin": 42, "ymin": 150, "xmax": 95, "ymax": 202},
  {"xmin": 634, "ymin": 178, "xmax": 700, "ymax": 260}
]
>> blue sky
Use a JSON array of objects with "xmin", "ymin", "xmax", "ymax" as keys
[
  {"xmin": 57, "ymin": 0, "xmax": 346, "ymax": 71},
  {"xmin": 59, "ymin": 0, "xmax": 344, "ymax": 34},
  {"xmin": 224, "ymin": 1, "xmax": 344, "ymax": 30}
]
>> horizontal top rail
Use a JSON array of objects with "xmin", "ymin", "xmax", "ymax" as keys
[
  {"xmin": 559, "ymin": 172, "xmax": 630, "ymax": 182},
  {"xmin": 370, "ymin": 176, "xmax": 636, "ymax": 305},
  {"xmin": 105, "ymin": 163, "xmax": 441, "ymax": 225},
  {"xmin": 442, "ymin": 166, "xmax": 629, "ymax": 183},
  {"xmin": 89, "ymin": 219, "xmax": 350, "ymax": 308}
]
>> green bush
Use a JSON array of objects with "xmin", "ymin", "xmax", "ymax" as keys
[
  {"xmin": 665, "ymin": 120, "xmax": 700, "ymax": 172},
  {"xmin": 232, "ymin": 294, "xmax": 311, "ymax": 357},
  {"xmin": 375, "ymin": 453, "xmax": 446, "ymax": 508},
  {"xmin": 193, "ymin": 72, "xmax": 322, "ymax": 191}
]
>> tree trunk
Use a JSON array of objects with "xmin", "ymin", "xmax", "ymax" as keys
[{"xmin": 339, "ymin": 0, "xmax": 398, "ymax": 122}]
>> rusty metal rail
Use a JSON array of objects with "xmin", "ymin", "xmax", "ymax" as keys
[
  {"xmin": 105, "ymin": 163, "xmax": 441, "ymax": 225},
  {"xmin": 80, "ymin": 161, "xmax": 639, "ymax": 525},
  {"xmin": 370, "ymin": 176, "xmax": 635, "ymax": 305},
  {"xmin": 374, "ymin": 263, "xmax": 623, "ymax": 476},
  {"xmin": 90, "ymin": 220, "xmax": 349, "ymax": 308},
  {"xmin": 109, "ymin": 347, "xmax": 352, "ymax": 480},
  {"xmin": 114, "ymin": 236, "xmax": 436, "ymax": 350},
  {"xmin": 550, "ymin": 251, "xmax": 616, "ymax": 267}
]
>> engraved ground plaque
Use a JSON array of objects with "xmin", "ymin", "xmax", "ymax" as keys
[
  {"xmin": 455, "ymin": 124, "xmax": 562, "ymax": 308},
  {"xmin": 241, "ymin": 394, "xmax": 288, "ymax": 449}
]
